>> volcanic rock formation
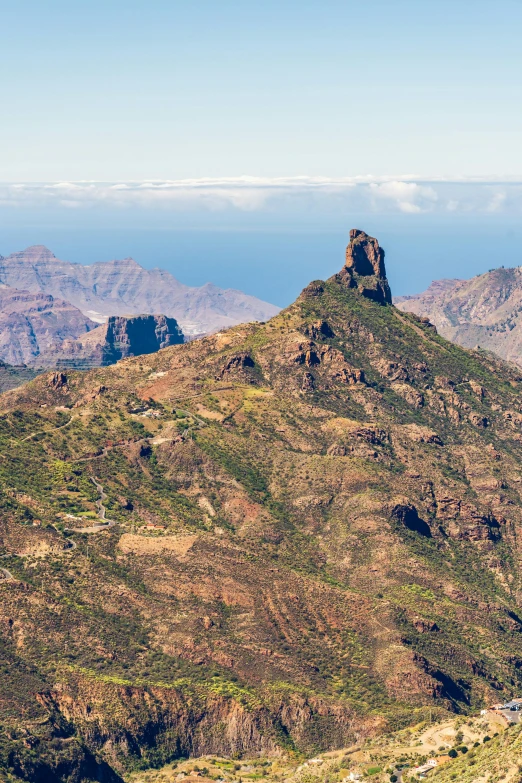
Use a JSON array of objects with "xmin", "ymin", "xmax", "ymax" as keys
[
  {"xmin": 4, "ymin": 230, "xmax": 522, "ymax": 779},
  {"xmin": 49, "ymin": 314, "xmax": 184, "ymax": 369},
  {"xmin": 340, "ymin": 229, "xmax": 392, "ymax": 304},
  {"xmin": 0, "ymin": 284, "xmax": 96, "ymax": 365}
]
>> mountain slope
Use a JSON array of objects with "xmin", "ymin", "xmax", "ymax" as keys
[
  {"xmin": 0, "ymin": 246, "xmax": 280, "ymax": 337},
  {"xmin": 0, "ymin": 361, "xmax": 39, "ymax": 392},
  {"xmin": 395, "ymin": 267, "xmax": 522, "ymax": 367},
  {"xmin": 3, "ymin": 231, "xmax": 522, "ymax": 779}
]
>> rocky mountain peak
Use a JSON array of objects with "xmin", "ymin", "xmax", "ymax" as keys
[
  {"xmin": 16, "ymin": 245, "xmax": 57, "ymax": 262},
  {"xmin": 338, "ymin": 229, "xmax": 392, "ymax": 305},
  {"xmin": 6, "ymin": 236, "xmax": 522, "ymax": 777},
  {"xmin": 345, "ymin": 229, "xmax": 386, "ymax": 278},
  {"xmin": 395, "ymin": 265, "xmax": 522, "ymax": 367},
  {"xmin": 104, "ymin": 256, "xmax": 142, "ymax": 267}
]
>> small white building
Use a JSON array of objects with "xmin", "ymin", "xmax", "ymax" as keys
[{"xmin": 412, "ymin": 759, "xmax": 438, "ymax": 776}]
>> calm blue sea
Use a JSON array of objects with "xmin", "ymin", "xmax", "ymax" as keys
[{"xmin": 1, "ymin": 212, "xmax": 520, "ymax": 307}]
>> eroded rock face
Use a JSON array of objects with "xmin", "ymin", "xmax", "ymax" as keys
[
  {"xmin": 220, "ymin": 352, "xmax": 256, "ymax": 377},
  {"xmin": 345, "ymin": 229, "xmax": 386, "ymax": 278},
  {"xmin": 49, "ymin": 314, "xmax": 184, "ymax": 369},
  {"xmin": 413, "ymin": 618, "xmax": 439, "ymax": 633},
  {"xmin": 340, "ymin": 229, "xmax": 392, "ymax": 305},
  {"xmin": 392, "ymin": 503, "xmax": 432, "ymax": 537},
  {"xmin": 0, "ymin": 285, "xmax": 96, "ymax": 366},
  {"xmin": 50, "ymin": 372, "xmax": 68, "ymax": 390}
]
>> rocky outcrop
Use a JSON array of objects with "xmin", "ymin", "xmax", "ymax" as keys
[
  {"xmin": 220, "ymin": 352, "xmax": 256, "ymax": 378},
  {"xmin": 339, "ymin": 229, "xmax": 392, "ymax": 304},
  {"xmin": 345, "ymin": 228, "xmax": 386, "ymax": 278},
  {"xmin": 49, "ymin": 314, "xmax": 184, "ymax": 369},
  {"xmin": 0, "ymin": 245, "xmax": 280, "ymax": 338},
  {"xmin": 0, "ymin": 280, "xmax": 185, "ymax": 370}
]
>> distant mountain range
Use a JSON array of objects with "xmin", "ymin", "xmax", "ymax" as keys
[
  {"xmin": 0, "ymin": 245, "xmax": 279, "ymax": 368},
  {"xmin": 395, "ymin": 266, "xmax": 522, "ymax": 368},
  {"xmin": 0, "ymin": 245, "xmax": 280, "ymax": 337}
]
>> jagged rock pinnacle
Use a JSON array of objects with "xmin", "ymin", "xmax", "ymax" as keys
[
  {"xmin": 340, "ymin": 229, "xmax": 392, "ymax": 305},
  {"xmin": 345, "ymin": 229, "xmax": 386, "ymax": 278}
]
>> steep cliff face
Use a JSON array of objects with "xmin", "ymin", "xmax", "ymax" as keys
[
  {"xmin": 0, "ymin": 281, "xmax": 183, "ymax": 369},
  {"xmin": 340, "ymin": 229, "xmax": 392, "ymax": 304},
  {"xmin": 395, "ymin": 266, "xmax": 522, "ymax": 367},
  {"xmin": 0, "ymin": 285, "xmax": 96, "ymax": 365},
  {"xmin": 48, "ymin": 314, "xmax": 184, "ymax": 368},
  {"xmin": 0, "ymin": 246, "xmax": 280, "ymax": 337}
]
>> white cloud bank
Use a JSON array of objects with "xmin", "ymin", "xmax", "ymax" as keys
[{"xmin": 1, "ymin": 176, "xmax": 522, "ymax": 215}]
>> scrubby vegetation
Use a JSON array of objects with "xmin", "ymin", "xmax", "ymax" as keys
[{"xmin": 3, "ymin": 248, "xmax": 522, "ymax": 780}]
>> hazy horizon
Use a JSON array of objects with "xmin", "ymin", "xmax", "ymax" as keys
[
  {"xmin": 2, "ymin": 1, "xmax": 521, "ymax": 306},
  {"xmin": 1, "ymin": 178, "xmax": 521, "ymax": 306}
]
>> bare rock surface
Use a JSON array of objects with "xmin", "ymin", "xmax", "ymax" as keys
[
  {"xmin": 47, "ymin": 314, "xmax": 184, "ymax": 369},
  {"xmin": 0, "ymin": 284, "xmax": 96, "ymax": 365},
  {"xmin": 339, "ymin": 229, "xmax": 392, "ymax": 304}
]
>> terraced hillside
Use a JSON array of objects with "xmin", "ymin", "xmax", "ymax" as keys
[{"xmin": 3, "ymin": 231, "xmax": 522, "ymax": 781}]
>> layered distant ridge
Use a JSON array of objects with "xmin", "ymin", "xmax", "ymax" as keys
[
  {"xmin": 0, "ymin": 284, "xmax": 96, "ymax": 365},
  {"xmin": 0, "ymin": 245, "xmax": 280, "ymax": 337},
  {"xmin": 395, "ymin": 267, "xmax": 522, "ymax": 367}
]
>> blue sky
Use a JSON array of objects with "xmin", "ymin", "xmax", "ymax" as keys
[
  {"xmin": 2, "ymin": 0, "xmax": 521, "ymax": 179},
  {"xmin": 0, "ymin": 0, "xmax": 521, "ymax": 304}
]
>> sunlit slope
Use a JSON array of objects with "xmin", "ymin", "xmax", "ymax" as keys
[{"xmin": 2, "ymin": 232, "xmax": 522, "ymax": 778}]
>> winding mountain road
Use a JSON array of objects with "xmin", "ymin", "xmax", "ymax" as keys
[
  {"xmin": 18, "ymin": 414, "xmax": 76, "ymax": 444},
  {"xmin": 65, "ymin": 477, "xmax": 117, "ymax": 533}
]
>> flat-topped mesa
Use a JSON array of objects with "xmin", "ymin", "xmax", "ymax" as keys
[{"xmin": 340, "ymin": 229, "xmax": 392, "ymax": 305}]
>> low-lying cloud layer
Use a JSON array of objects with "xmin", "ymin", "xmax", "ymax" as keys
[{"xmin": 2, "ymin": 176, "xmax": 522, "ymax": 214}]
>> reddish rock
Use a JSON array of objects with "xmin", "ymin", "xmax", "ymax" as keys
[{"xmin": 340, "ymin": 229, "xmax": 392, "ymax": 305}]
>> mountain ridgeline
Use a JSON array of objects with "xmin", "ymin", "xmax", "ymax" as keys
[
  {"xmin": 395, "ymin": 265, "xmax": 522, "ymax": 367},
  {"xmin": 3, "ymin": 231, "xmax": 522, "ymax": 780},
  {"xmin": 0, "ymin": 245, "xmax": 280, "ymax": 339}
]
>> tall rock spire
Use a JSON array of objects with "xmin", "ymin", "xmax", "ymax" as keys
[{"xmin": 340, "ymin": 229, "xmax": 392, "ymax": 305}]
